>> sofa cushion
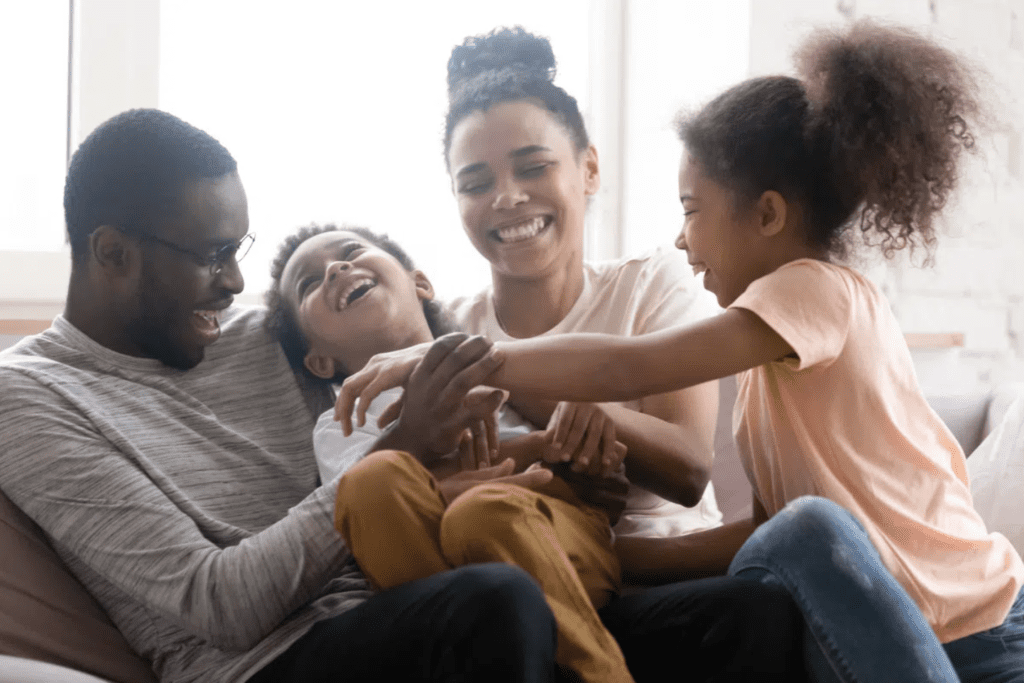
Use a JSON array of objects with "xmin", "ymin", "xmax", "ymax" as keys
[{"xmin": 0, "ymin": 489, "xmax": 156, "ymax": 683}]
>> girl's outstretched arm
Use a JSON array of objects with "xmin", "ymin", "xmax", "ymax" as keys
[{"xmin": 489, "ymin": 308, "xmax": 794, "ymax": 403}]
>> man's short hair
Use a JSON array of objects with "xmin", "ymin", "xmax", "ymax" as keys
[{"xmin": 64, "ymin": 108, "xmax": 238, "ymax": 262}]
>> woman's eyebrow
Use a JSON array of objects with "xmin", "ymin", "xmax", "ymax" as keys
[
  {"xmin": 455, "ymin": 162, "xmax": 487, "ymax": 179},
  {"xmin": 510, "ymin": 145, "xmax": 551, "ymax": 158}
]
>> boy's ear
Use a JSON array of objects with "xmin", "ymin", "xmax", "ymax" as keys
[
  {"xmin": 304, "ymin": 352, "xmax": 337, "ymax": 380},
  {"xmin": 757, "ymin": 191, "xmax": 786, "ymax": 237},
  {"xmin": 412, "ymin": 270, "xmax": 435, "ymax": 302}
]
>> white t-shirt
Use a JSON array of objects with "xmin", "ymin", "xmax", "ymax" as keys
[
  {"xmin": 449, "ymin": 248, "xmax": 723, "ymax": 538},
  {"xmin": 314, "ymin": 387, "xmax": 534, "ymax": 484}
]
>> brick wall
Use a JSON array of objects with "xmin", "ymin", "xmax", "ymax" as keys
[{"xmin": 748, "ymin": 0, "xmax": 1024, "ymax": 390}]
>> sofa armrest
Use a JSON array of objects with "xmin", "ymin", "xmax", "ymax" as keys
[{"xmin": 0, "ymin": 655, "xmax": 114, "ymax": 683}]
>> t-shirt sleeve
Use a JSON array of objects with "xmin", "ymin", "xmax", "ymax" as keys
[
  {"xmin": 313, "ymin": 409, "xmax": 381, "ymax": 482},
  {"xmin": 729, "ymin": 260, "xmax": 853, "ymax": 370},
  {"xmin": 636, "ymin": 248, "xmax": 722, "ymax": 335}
]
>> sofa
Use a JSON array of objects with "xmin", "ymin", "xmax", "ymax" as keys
[{"xmin": 2, "ymin": 376, "xmax": 1021, "ymax": 683}]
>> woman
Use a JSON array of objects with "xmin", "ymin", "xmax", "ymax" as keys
[
  {"xmin": 444, "ymin": 26, "xmax": 723, "ymax": 543},
  {"xmin": 438, "ymin": 26, "xmax": 802, "ymax": 682}
]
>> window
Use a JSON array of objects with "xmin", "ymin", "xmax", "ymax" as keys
[{"xmin": 1, "ymin": 0, "xmax": 750, "ymax": 312}]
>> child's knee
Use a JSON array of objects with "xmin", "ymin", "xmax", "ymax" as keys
[
  {"xmin": 441, "ymin": 484, "xmax": 542, "ymax": 545},
  {"xmin": 334, "ymin": 450, "xmax": 429, "ymax": 524},
  {"xmin": 734, "ymin": 496, "xmax": 860, "ymax": 568}
]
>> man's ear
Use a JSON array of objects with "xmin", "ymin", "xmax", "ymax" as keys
[
  {"xmin": 582, "ymin": 144, "xmax": 600, "ymax": 196},
  {"xmin": 757, "ymin": 191, "xmax": 787, "ymax": 237},
  {"xmin": 412, "ymin": 270, "xmax": 435, "ymax": 302},
  {"xmin": 90, "ymin": 225, "xmax": 134, "ymax": 274},
  {"xmin": 304, "ymin": 352, "xmax": 337, "ymax": 380}
]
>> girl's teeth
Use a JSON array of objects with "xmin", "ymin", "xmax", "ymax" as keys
[{"xmin": 496, "ymin": 217, "xmax": 546, "ymax": 243}]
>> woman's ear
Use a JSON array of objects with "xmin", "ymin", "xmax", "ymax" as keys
[
  {"xmin": 303, "ymin": 352, "xmax": 337, "ymax": 380},
  {"xmin": 582, "ymin": 144, "xmax": 600, "ymax": 196},
  {"xmin": 412, "ymin": 270, "xmax": 435, "ymax": 302},
  {"xmin": 757, "ymin": 191, "xmax": 787, "ymax": 237}
]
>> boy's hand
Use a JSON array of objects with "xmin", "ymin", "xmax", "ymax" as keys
[
  {"xmin": 545, "ymin": 402, "xmax": 627, "ymax": 477},
  {"xmin": 437, "ymin": 458, "xmax": 554, "ymax": 507}
]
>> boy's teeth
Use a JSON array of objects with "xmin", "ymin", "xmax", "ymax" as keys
[
  {"xmin": 496, "ymin": 217, "xmax": 547, "ymax": 243},
  {"xmin": 339, "ymin": 278, "xmax": 376, "ymax": 309}
]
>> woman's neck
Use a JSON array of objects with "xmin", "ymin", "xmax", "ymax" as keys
[{"xmin": 491, "ymin": 260, "xmax": 585, "ymax": 339}]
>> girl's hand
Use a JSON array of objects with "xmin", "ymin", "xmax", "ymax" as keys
[
  {"xmin": 545, "ymin": 402, "xmax": 627, "ymax": 477},
  {"xmin": 334, "ymin": 333, "xmax": 503, "ymax": 435}
]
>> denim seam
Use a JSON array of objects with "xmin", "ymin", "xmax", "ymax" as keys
[{"xmin": 737, "ymin": 558, "xmax": 859, "ymax": 683}]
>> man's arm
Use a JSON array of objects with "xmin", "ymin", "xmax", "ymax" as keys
[{"xmin": 0, "ymin": 369, "xmax": 349, "ymax": 651}]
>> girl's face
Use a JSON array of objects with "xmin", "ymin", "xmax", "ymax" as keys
[
  {"xmin": 280, "ymin": 230, "xmax": 434, "ymax": 376},
  {"xmin": 447, "ymin": 100, "xmax": 599, "ymax": 280},
  {"xmin": 676, "ymin": 153, "xmax": 765, "ymax": 308}
]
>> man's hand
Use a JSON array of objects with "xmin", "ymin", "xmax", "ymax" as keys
[
  {"xmin": 545, "ymin": 402, "xmax": 627, "ymax": 477},
  {"xmin": 437, "ymin": 458, "xmax": 554, "ymax": 507},
  {"xmin": 335, "ymin": 333, "xmax": 503, "ymax": 436}
]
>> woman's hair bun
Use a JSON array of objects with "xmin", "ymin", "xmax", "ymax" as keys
[{"xmin": 447, "ymin": 26, "xmax": 556, "ymax": 95}]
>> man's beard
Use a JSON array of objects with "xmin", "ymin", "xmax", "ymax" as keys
[{"xmin": 129, "ymin": 270, "xmax": 205, "ymax": 371}]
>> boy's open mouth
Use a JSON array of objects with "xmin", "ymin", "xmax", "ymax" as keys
[{"xmin": 338, "ymin": 277, "xmax": 377, "ymax": 310}]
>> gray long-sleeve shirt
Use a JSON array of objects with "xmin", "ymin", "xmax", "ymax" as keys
[{"xmin": 0, "ymin": 307, "xmax": 372, "ymax": 683}]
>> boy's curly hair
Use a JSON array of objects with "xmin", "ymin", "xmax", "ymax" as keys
[{"xmin": 265, "ymin": 223, "xmax": 455, "ymax": 384}]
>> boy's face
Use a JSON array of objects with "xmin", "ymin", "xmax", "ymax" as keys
[{"xmin": 279, "ymin": 230, "xmax": 436, "ymax": 378}]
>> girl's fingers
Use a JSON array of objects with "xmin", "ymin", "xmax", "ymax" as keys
[
  {"xmin": 458, "ymin": 429, "xmax": 475, "ymax": 472},
  {"xmin": 572, "ymin": 413, "xmax": 603, "ymax": 473}
]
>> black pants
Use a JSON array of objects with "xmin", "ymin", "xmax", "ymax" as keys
[
  {"xmin": 600, "ymin": 575, "xmax": 805, "ymax": 682},
  {"xmin": 247, "ymin": 563, "xmax": 557, "ymax": 683},
  {"xmin": 249, "ymin": 567, "xmax": 803, "ymax": 682}
]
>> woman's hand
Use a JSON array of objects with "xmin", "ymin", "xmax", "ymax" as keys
[
  {"xmin": 544, "ymin": 402, "xmax": 628, "ymax": 477},
  {"xmin": 335, "ymin": 333, "xmax": 503, "ymax": 435}
]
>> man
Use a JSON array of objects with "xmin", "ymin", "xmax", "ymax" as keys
[{"xmin": 0, "ymin": 109, "xmax": 558, "ymax": 683}]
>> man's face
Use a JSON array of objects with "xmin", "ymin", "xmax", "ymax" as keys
[{"xmin": 128, "ymin": 172, "xmax": 249, "ymax": 370}]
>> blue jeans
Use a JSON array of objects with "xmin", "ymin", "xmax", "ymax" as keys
[{"xmin": 729, "ymin": 496, "xmax": 1024, "ymax": 683}]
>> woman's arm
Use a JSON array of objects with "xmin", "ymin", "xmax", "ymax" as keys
[
  {"xmin": 606, "ymin": 381, "xmax": 718, "ymax": 507},
  {"xmin": 617, "ymin": 492, "xmax": 770, "ymax": 583}
]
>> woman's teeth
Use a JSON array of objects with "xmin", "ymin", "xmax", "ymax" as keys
[{"xmin": 494, "ymin": 216, "xmax": 548, "ymax": 243}]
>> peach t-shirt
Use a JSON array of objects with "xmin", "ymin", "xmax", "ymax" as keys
[{"xmin": 730, "ymin": 259, "xmax": 1023, "ymax": 642}]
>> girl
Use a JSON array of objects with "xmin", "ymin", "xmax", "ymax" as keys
[{"xmin": 339, "ymin": 20, "xmax": 1024, "ymax": 683}]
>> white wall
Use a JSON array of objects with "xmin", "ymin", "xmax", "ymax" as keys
[{"xmin": 748, "ymin": 0, "xmax": 1024, "ymax": 391}]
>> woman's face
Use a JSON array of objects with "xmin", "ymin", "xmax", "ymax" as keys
[{"xmin": 447, "ymin": 100, "xmax": 599, "ymax": 280}]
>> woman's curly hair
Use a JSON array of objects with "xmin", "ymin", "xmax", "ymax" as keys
[
  {"xmin": 264, "ymin": 223, "xmax": 455, "ymax": 384},
  {"xmin": 677, "ymin": 19, "xmax": 983, "ymax": 261}
]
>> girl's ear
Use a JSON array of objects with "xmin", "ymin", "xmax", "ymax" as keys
[
  {"xmin": 412, "ymin": 270, "xmax": 435, "ymax": 302},
  {"xmin": 582, "ymin": 144, "xmax": 601, "ymax": 196},
  {"xmin": 757, "ymin": 191, "xmax": 787, "ymax": 237},
  {"xmin": 303, "ymin": 352, "xmax": 337, "ymax": 380}
]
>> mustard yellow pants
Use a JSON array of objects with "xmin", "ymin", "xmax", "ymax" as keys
[{"xmin": 335, "ymin": 450, "xmax": 634, "ymax": 683}]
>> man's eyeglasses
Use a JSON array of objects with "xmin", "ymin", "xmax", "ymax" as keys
[{"xmin": 133, "ymin": 232, "xmax": 256, "ymax": 276}]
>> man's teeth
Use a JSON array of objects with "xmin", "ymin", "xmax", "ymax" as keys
[
  {"xmin": 495, "ymin": 217, "xmax": 547, "ymax": 243},
  {"xmin": 194, "ymin": 310, "xmax": 218, "ymax": 324},
  {"xmin": 339, "ymin": 278, "xmax": 376, "ymax": 309}
]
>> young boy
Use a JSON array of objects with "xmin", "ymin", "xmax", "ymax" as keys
[{"xmin": 265, "ymin": 223, "xmax": 634, "ymax": 683}]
